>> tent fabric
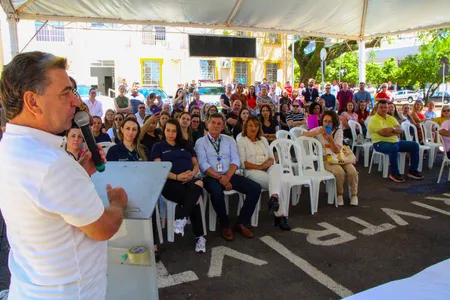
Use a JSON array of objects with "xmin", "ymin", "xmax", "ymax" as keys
[{"xmin": 5, "ymin": 0, "xmax": 450, "ymax": 40}]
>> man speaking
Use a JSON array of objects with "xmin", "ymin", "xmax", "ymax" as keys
[{"xmin": 0, "ymin": 51, "xmax": 128, "ymax": 299}]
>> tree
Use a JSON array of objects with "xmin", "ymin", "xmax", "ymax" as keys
[
  {"xmin": 397, "ymin": 36, "xmax": 450, "ymax": 102},
  {"xmin": 289, "ymin": 37, "xmax": 382, "ymax": 84},
  {"xmin": 323, "ymin": 52, "xmax": 359, "ymax": 84}
]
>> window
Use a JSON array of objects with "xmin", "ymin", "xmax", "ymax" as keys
[
  {"xmin": 35, "ymin": 21, "xmax": 65, "ymax": 42},
  {"xmin": 234, "ymin": 61, "xmax": 249, "ymax": 85},
  {"xmin": 265, "ymin": 62, "xmax": 279, "ymax": 83},
  {"xmin": 141, "ymin": 59, "xmax": 162, "ymax": 86},
  {"xmin": 142, "ymin": 26, "xmax": 166, "ymax": 45},
  {"xmin": 200, "ymin": 60, "xmax": 216, "ymax": 80},
  {"xmin": 265, "ymin": 33, "xmax": 281, "ymax": 45}
]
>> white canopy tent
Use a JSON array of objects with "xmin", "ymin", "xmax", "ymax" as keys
[{"xmin": 2, "ymin": 0, "xmax": 450, "ymax": 81}]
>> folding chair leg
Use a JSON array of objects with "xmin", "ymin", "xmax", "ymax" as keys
[
  {"xmin": 155, "ymin": 203, "xmax": 164, "ymax": 244},
  {"xmin": 437, "ymin": 160, "xmax": 445, "ymax": 183}
]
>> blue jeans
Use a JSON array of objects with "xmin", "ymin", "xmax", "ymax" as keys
[{"xmin": 373, "ymin": 141, "xmax": 419, "ymax": 175}]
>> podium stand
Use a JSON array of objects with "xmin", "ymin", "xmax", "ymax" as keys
[{"xmin": 92, "ymin": 161, "xmax": 171, "ymax": 300}]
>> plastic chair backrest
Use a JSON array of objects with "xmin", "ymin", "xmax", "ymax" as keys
[
  {"xmin": 236, "ymin": 133, "xmax": 242, "ymax": 142},
  {"xmin": 276, "ymin": 130, "xmax": 292, "ymax": 140},
  {"xmin": 348, "ymin": 120, "xmax": 361, "ymax": 140},
  {"xmin": 295, "ymin": 136, "xmax": 325, "ymax": 172},
  {"xmin": 401, "ymin": 121, "xmax": 416, "ymax": 142},
  {"xmin": 270, "ymin": 139, "xmax": 302, "ymax": 175},
  {"xmin": 364, "ymin": 117, "xmax": 372, "ymax": 139},
  {"xmin": 423, "ymin": 120, "xmax": 440, "ymax": 143},
  {"xmin": 439, "ymin": 134, "xmax": 449, "ymax": 153},
  {"xmin": 290, "ymin": 127, "xmax": 308, "ymax": 139},
  {"xmin": 98, "ymin": 141, "xmax": 115, "ymax": 154}
]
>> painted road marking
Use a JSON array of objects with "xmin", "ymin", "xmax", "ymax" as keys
[
  {"xmin": 381, "ymin": 208, "xmax": 431, "ymax": 226},
  {"xmin": 412, "ymin": 201, "xmax": 450, "ymax": 216},
  {"xmin": 207, "ymin": 246, "xmax": 268, "ymax": 278},
  {"xmin": 347, "ymin": 216, "xmax": 396, "ymax": 236},
  {"xmin": 260, "ymin": 236, "xmax": 353, "ymax": 298},
  {"xmin": 292, "ymin": 222, "xmax": 357, "ymax": 246},
  {"xmin": 157, "ymin": 262, "xmax": 199, "ymax": 288}
]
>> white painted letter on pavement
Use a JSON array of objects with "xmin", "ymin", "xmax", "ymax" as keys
[
  {"xmin": 381, "ymin": 208, "xmax": 430, "ymax": 226},
  {"xmin": 260, "ymin": 236, "xmax": 353, "ymax": 298},
  {"xmin": 412, "ymin": 201, "xmax": 450, "ymax": 216},
  {"xmin": 347, "ymin": 216, "xmax": 396, "ymax": 236},
  {"xmin": 207, "ymin": 246, "xmax": 268, "ymax": 278},
  {"xmin": 292, "ymin": 222, "xmax": 357, "ymax": 246},
  {"xmin": 157, "ymin": 261, "xmax": 199, "ymax": 289}
]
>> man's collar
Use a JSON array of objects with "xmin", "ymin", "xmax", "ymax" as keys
[
  {"xmin": 5, "ymin": 123, "xmax": 65, "ymax": 149},
  {"xmin": 207, "ymin": 132, "xmax": 221, "ymax": 142}
]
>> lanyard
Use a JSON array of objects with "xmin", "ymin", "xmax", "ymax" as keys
[
  {"xmin": 127, "ymin": 151, "xmax": 139, "ymax": 161},
  {"xmin": 208, "ymin": 136, "xmax": 221, "ymax": 156}
]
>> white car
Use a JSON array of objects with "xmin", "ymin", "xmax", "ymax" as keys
[
  {"xmin": 392, "ymin": 90, "xmax": 418, "ymax": 104},
  {"xmin": 197, "ymin": 82, "xmax": 225, "ymax": 109}
]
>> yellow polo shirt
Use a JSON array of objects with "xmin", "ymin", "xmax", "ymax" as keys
[{"xmin": 368, "ymin": 113, "xmax": 399, "ymax": 144}]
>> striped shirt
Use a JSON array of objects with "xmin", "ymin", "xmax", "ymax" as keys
[{"xmin": 286, "ymin": 111, "xmax": 305, "ymax": 128}]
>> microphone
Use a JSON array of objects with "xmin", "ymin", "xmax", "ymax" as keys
[{"xmin": 73, "ymin": 111, "xmax": 105, "ymax": 172}]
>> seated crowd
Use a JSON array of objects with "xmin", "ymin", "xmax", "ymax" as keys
[{"xmin": 19, "ymin": 77, "xmax": 443, "ymax": 260}]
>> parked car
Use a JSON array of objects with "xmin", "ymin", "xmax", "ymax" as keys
[
  {"xmin": 197, "ymin": 80, "xmax": 225, "ymax": 109},
  {"xmin": 139, "ymin": 87, "xmax": 172, "ymax": 104},
  {"xmin": 430, "ymin": 91, "xmax": 450, "ymax": 105},
  {"xmin": 392, "ymin": 90, "xmax": 419, "ymax": 104}
]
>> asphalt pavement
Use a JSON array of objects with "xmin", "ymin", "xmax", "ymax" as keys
[{"xmin": 1, "ymin": 153, "xmax": 450, "ymax": 299}]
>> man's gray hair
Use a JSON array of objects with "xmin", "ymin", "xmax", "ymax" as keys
[{"xmin": 0, "ymin": 51, "xmax": 67, "ymax": 120}]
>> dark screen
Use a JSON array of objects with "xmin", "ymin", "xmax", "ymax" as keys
[{"xmin": 189, "ymin": 35, "xmax": 256, "ymax": 58}]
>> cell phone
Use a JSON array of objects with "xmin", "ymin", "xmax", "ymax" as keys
[{"xmin": 325, "ymin": 125, "xmax": 333, "ymax": 135}]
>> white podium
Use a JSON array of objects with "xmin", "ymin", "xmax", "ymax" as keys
[{"xmin": 92, "ymin": 161, "xmax": 171, "ymax": 300}]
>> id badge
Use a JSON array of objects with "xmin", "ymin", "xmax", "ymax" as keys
[
  {"xmin": 216, "ymin": 163, "xmax": 223, "ymax": 172},
  {"xmin": 309, "ymin": 95, "xmax": 313, "ymax": 101}
]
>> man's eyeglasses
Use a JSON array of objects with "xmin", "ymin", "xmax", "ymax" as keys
[
  {"xmin": 292, "ymin": 105, "xmax": 299, "ymax": 108},
  {"xmin": 325, "ymin": 87, "xmax": 331, "ymax": 89},
  {"xmin": 443, "ymin": 110, "xmax": 450, "ymax": 113},
  {"xmin": 139, "ymin": 107, "xmax": 146, "ymax": 110},
  {"xmin": 72, "ymin": 88, "xmax": 80, "ymax": 99},
  {"xmin": 192, "ymin": 120, "xmax": 200, "ymax": 123}
]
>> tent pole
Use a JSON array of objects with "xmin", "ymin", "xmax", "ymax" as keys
[
  {"xmin": 6, "ymin": 13, "xmax": 19, "ymax": 58},
  {"xmin": 358, "ymin": 39, "xmax": 366, "ymax": 83},
  {"xmin": 291, "ymin": 35, "xmax": 295, "ymax": 85}
]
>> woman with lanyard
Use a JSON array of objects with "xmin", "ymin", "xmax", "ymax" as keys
[
  {"xmin": 106, "ymin": 117, "xmax": 162, "ymax": 259},
  {"xmin": 151, "ymin": 119, "xmax": 206, "ymax": 253}
]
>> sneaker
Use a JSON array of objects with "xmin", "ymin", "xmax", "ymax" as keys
[
  {"xmin": 389, "ymin": 174, "xmax": 405, "ymax": 183},
  {"xmin": 195, "ymin": 236, "xmax": 206, "ymax": 253},
  {"xmin": 173, "ymin": 218, "xmax": 187, "ymax": 237},
  {"xmin": 350, "ymin": 196, "xmax": 358, "ymax": 206},
  {"xmin": 407, "ymin": 171, "xmax": 424, "ymax": 180},
  {"xmin": 337, "ymin": 195, "xmax": 344, "ymax": 206}
]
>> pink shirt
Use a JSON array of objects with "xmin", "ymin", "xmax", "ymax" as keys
[
  {"xmin": 341, "ymin": 112, "xmax": 358, "ymax": 129},
  {"xmin": 441, "ymin": 120, "xmax": 450, "ymax": 151},
  {"xmin": 307, "ymin": 114, "xmax": 321, "ymax": 130}
]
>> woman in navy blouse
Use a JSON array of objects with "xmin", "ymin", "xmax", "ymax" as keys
[{"xmin": 151, "ymin": 119, "xmax": 206, "ymax": 253}]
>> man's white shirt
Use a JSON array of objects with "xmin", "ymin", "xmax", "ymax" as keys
[
  {"xmin": 135, "ymin": 112, "xmax": 146, "ymax": 127},
  {"xmin": 0, "ymin": 124, "xmax": 107, "ymax": 300},
  {"xmin": 84, "ymin": 99, "xmax": 103, "ymax": 117}
]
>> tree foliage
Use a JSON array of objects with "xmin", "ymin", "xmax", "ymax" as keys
[
  {"xmin": 397, "ymin": 36, "xmax": 450, "ymax": 102},
  {"xmin": 289, "ymin": 37, "xmax": 382, "ymax": 84}
]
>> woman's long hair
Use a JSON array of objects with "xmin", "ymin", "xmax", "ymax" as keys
[
  {"xmin": 103, "ymin": 109, "xmax": 115, "ymax": 132},
  {"xmin": 180, "ymin": 112, "xmax": 193, "ymax": 142},
  {"xmin": 247, "ymin": 85, "xmax": 257, "ymax": 99},
  {"xmin": 112, "ymin": 112, "xmax": 124, "ymax": 142},
  {"xmin": 321, "ymin": 111, "xmax": 340, "ymax": 129},
  {"xmin": 117, "ymin": 117, "xmax": 148, "ymax": 161},
  {"xmin": 259, "ymin": 104, "xmax": 276, "ymax": 127},
  {"xmin": 237, "ymin": 108, "xmax": 249, "ymax": 126},
  {"xmin": 163, "ymin": 118, "xmax": 187, "ymax": 148},
  {"xmin": 242, "ymin": 116, "xmax": 264, "ymax": 140}
]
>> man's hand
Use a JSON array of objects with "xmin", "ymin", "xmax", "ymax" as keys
[
  {"xmin": 78, "ymin": 145, "xmax": 106, "ymax": 176},
  {"xmin": 106, "ymin": 184, "xmax": 128, "ymax": 210},
  {"xmin": 225, "ymin": 182, "xmax": 233, "ymax": 191},
  {"xmin": 219, "ymin": 174, "xmax": 230, "ymax": 186},
  {"xmin": 379, "ymin": 128, "xmax": 393, "ymax": 136}
]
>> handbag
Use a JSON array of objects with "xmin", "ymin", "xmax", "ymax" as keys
[{"xmin": 326, "ymin": 145, "xmax": 356, "ymax": 165}]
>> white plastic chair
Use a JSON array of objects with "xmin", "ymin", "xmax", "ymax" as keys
[
  {"xmin": 98, "ymin": 141, "xmax": 115, "ymax": 155},
  {"xmin": 276, "ymin": 130, "xmax": 293, "ymax": 140},
  {"xmin": 204, "ymin": 190, "xmax": 244, "ymax": 231},
  {"xmin": 402, "ymin": 122, "xmax": 430, "ymax": 172},
  {"xmin": 154, "ymin": 202, "xmax": 164, "ymax": 244},
  {"xmin": 368, "ymin": 149, "xmax": 406, "ymax": 177},
  {"xmin": 290, "ymin": 127, "xmax": 308, "ymax": 139},
  {"xmin": 348, "ymin": 120, "xmax": 373, "ymax": 167},
  {"xmin": 421, "ymin": 120, "xmax": 442, "ymax": 169},
  {"xmin": 161, "ymin": 195, "xmax": 207, "ymax": 242},
  {"xmin": 295, "ymin": 136, "xmax": 338, "ymax": 213},
  {"xmin": 437, "ymin": 135, "xmax": 450, "ymax": 183},
  {"xmin": 236, "ymin": 189, "xmax": 266, "ymax": 227},
  {"xmin": 364, "ymin": 117, "xmax": 372, "ymax": 139},
  {"xmin": 270, "ymin": 139, "xmax": 314, "ymax": 215}
]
